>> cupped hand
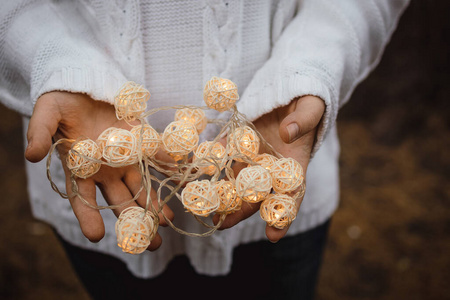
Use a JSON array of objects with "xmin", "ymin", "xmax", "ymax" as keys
[
  {"xmin": 214, "ymin": 95, "xmax": 325, "ymax": 242},
  {"xmin": 25, "ymin": 92, "xmax": 174, "ymax": 250}
]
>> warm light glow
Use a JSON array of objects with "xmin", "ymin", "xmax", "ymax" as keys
[
  {"xmin": 260, "ymin": 194, "xmax": 297, "ymax": 229},
  {"xmin": 102, "ymin": 128, "xmax": 139, "ymax": 165},
  {"xmin": 235, "ymin": 165, "xmax": 272, "ymax": 203},
  {"xmin": 215, "ymin": 180, "xmax": 242, "ymax": 214},
  {"xmin": 66, "ymin": 139, "xmax": 102, "ymax": 179},
  {"xmin": 193, "ymin": 141, "xmax": 226, "ymax": 176},
  {"xmin": 181, "ymin": 180, "xmax": 219, "ymax": 217},
  {"xmin": 203, "ymin": 76, "xmax": 239, "ymax": 112},
  {"xmin": 270, "ymin": 157, "xmax": 304, "ymax": 193},
  {"xmin": 130, "ymin": 124, "xmax": 161, "ymax": 159},
  {"xmin": 228, "ymin": 126, "xmax": 260, "ymax": 162},
  {"xmin": 174, "ymin": 108, "xmax": 207, "ymax": 134},
  {"xmin": 114, "ymin": 82, "xmax": 150, "ymax": 122},
  {"xmin": 162, "ymin": 120, "xmax": 199, "ymax": 159},
  {"xmin": 252, "ymin": 153, "xmax": 278, "ymax": 170},
  {"xmin": 115, "ymin": 207, "xmax": 158, "ymax": 254}
]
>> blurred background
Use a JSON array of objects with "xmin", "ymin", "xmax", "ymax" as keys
[{"xmin": 0, "ymin": 1, "xmax": 449, "ymax": 299}]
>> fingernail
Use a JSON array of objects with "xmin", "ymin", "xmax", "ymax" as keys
[{"xmin": 286, "ymin": 123, "xmax": 299, "ymax": 143}]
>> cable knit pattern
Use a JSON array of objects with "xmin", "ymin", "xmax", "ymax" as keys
[
  {"xmin": 0, "ymin": 0, "xmax": 410, "ymax": 278},
  {"xmin": 203, "ymin": 0, "xmax": 243, "ymax": 82}
]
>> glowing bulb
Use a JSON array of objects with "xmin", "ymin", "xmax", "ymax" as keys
[
  {"xmin": 174, "ymin": 108, "xmax": 207, "ymax": 134},
  {"xmin": 228, "ymin": 126, "xmax": 260, "ymax": 162},
  {"xmin": 66, "ymin": 139, "xmax": 102, "ymax": 179},
  {"xmin": 260, "ymin": 194, "xmax": 297, "ymax": 229},
  {"xmin": 235, "ymin": 165, "xmax": 272, "ymax": 203}
]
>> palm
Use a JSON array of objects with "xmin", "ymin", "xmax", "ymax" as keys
[
  {"xmin": 26, "ymin": 92, "xmax": 173, "ymax": 250},
  {"xmin": 216, "ymin": 95, "xmax": 324, "ymax": 242}
]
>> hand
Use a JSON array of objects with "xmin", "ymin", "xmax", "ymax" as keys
[
  {"xmin": 25, "ymin": 92, "xmax": 174, "ymax": 250},
  {"xmin": 215, "ymin": 95, "xmax": 325, "ymax": 242}
]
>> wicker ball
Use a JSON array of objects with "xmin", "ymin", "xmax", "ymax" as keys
[
  {"xmin": 102, "ymin": 128, "xmax": 139, "ymax": 165},
  {"xmin": 270, "ymin": 157, "xmax": 304, "ymax": 193},
  {"xmin": 130, "ymin": 124, "xmax": 161, "ymax": 159},
  {"xmin": 260, "ymin": 194, "xmax": 297, "ymax": 229},
  {"xmin": 215, "ymin": 180, "xmax": 242, "ymax": 214},
  {"xmin": 115, "ymin": 207, "xmax": 158, "ymax": 254},
  {"xmin": 252, "ymin": 153, "xmax": 278, "ymax": 170},
  {"xmin": 114, "ymin": 81, "xmax": 150, "ymax": 122},
  {"xmin": 96, "ymin": 127, "xmax": 119, "ymax": 153},
  {"xmin": 228, "ymin": 126, "xmax": 260, "ymax": 162},
  {"xmin": 162, "ymin": 120, "xmax": 199, "ymax": 161},
  {"xmin": 203, "ymin": 76, "xmax": 239, "ymax": 112},
  {"xmin": 193, "ymin": 141, "xmax": 226, "ymax": 176},
  {"xmin": 235, "ymin": 165, "xmax": 272, "ymax": 203},
  {"xmin": 174, "ymin": 108, "xmax": 207, "ymax": 134},
  {"xmin": 181, "ymin": 180, "xmax": 219, "ymax": 217},
  {"xmin": 66, "ymin": 139, "xmax": 102, "ymax": 179}
]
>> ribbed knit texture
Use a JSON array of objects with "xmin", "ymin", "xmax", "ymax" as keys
[{"xmin": 2, "ymin": 0, "xmax": 409, "ymax": 278}]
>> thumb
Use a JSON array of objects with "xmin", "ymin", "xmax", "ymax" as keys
[
  {"xmin": 279, "ymin": 96, "xmax": 325, "ymax": 144},
  {"xmin": 25, "ymin": 95, "xmax": 62, "ymax": 163}
]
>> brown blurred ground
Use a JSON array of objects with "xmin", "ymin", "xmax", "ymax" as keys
[{"xmin": 0, "ymin": 1, "xmax": 449, "ymax": 299}]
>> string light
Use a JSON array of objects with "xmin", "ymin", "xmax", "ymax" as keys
[
  {"xmin": 162, "ymin": 120, "xmax": 199, "ymax": 161},
  {"xmin": 174, "ymin": 108, "xmax": 207, "ymax": 134},
  {"xmin": 102, "ymin": 128, "xmax": 139, "ymax": 165},
  {"xmin": 260, "ymin": 194, "xmax": 297, "ymax": 229},
  {"xmin": 115, "ymin": 207, "xmax": 158, "ymax": 254},
  {"xmin": 203, "ymin": 76, "xmax": 239, "ymax": 112},
  {"xmin": 193, "ymin": 141, "xmax": 226, "ymax": 176},
  {"xmin": 235, "ymin": 165, "xmax": 272, "ymax": 203},
  {"xmin": 228, "ymin": 125, "xmax": 260, "ymax": 162},
  {"xmin": 130, "ymin": 124, "xmax": 161, "ymax": 159},
  {"xmin": 215, "ymin": 180, "xmax": 242, "ymax": 214},
  {"xmin": 47, "ymin": 78, "xmax": 308, "ymax": 254},
  {"xmin": 270, "ymin": 157, "xmax": 304, "ymax": 193},
  {"xmin": 66, "ymin": 138, "xmax": 102, "ymax": 179},
  {"xmin": 114, "ymin": 81, "xmax": 150, "ymax": 122},
  {"xmin": 181, "ymin": 180, "xmax": 219, "ymax": 217}
]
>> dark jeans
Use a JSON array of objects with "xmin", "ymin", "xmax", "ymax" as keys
[{"xmin": 58, "ymin": 219, "xmax": 331, "ymax": 300}]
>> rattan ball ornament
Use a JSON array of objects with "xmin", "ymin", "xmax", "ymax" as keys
[
  {"xmin": 174, "ymin": 108, "xmax": 207, "ymax": 134},
  {"xmin": 130, "ymin": 124, "xmax": 161, "ymax": 159},
  {"xmin": 228, "ymin": 126, "xmax": 260, "ymax": 162},
  {"xmin": 260, "ymin": 193, "xmax": 297, "ymax": 229},
  {"xmin": 96, "ymin": 127, "xmax": 119, "ymax": 153},
  {"xmin": 252, "ymin": 153, "xmax": 278, "ymax": 170},
  {"xmin": 115, "ymin": 207, "xmax": 158, "ymax": 254},
  {"xmin": 181, "ymin": 180, "xmax": 219, "ymax": 217},
  {"xmin": 235, "ymin": 165, "xmax": 272, "ymax": 203},
  {"xmin": 193, "ymin": 141, "xmax": 226, "ymax": 176},
  {"xmin": 114, "ymin": 81, "xmax": 150, "ymax": 122},
  {"xmin": 162, "ymin": 120, "xmax": 199, "ymax": 161},
  {"xmin": 215, "ymin": 180, "xmax": 242, "ymax": 214},
  {"xmin": 66, "ymin": 138, "xmax": 102, "ymax": 179},
  {"xmin": 270, "ymin": 157, "xmax": 304, "ymax": 193},
  {"xmin": 102, "ymin": 128, "xmax": 139, "ymax": 165},
  {"xmin": 203, "ymin": 76, "xmax": 239, "ymax": 112}
]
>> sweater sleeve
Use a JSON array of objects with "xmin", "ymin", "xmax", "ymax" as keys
[
  {"xmin": 236, "ymin": 0, "xmax": 410, "ymax": 155},
  {"xmin": 0, "ymin": 0, "xmax": 128, "ymax": 117}
]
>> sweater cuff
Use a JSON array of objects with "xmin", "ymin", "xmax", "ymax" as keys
[
  {"xmin": 237, "ymin": 74, "xmax": 337, "ymax": 157},
  {"xmin": 35, "ymin": 67, "xmax": 127, "ymax": 106}
]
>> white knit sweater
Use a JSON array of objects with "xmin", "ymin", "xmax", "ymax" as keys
[{"xmin": 0, "ymin": 0, "xmax": 409, "ymax": 278}]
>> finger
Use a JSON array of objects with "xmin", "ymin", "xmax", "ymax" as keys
[
  {"xmin": 96, "ymin": 177, "xmax": 137, "ymax": 217},
  {"xmin": 25, "ymin": 95, "xmax": 62, "ymax": 162},
  {"xmin": 147, "ymin": 232, "xmax": 162, "ymax": 251},
  {"xmin": 67, "ymin": 176, "xmax": 105, "ymax": 242},
  {"xmin": 266, "ymin": 225, "xmax": 290, "ymax": 243},
  {"xmin": 279, "ymin": 96, "xmax": 325, "ymax": 144},
  {"xmin": 215, "ymin": 201, "xmax": 260, "ymax": 229},
  {"xmin": 123, "ymin": 166, "xmax": 174, "ymax": 226}
]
